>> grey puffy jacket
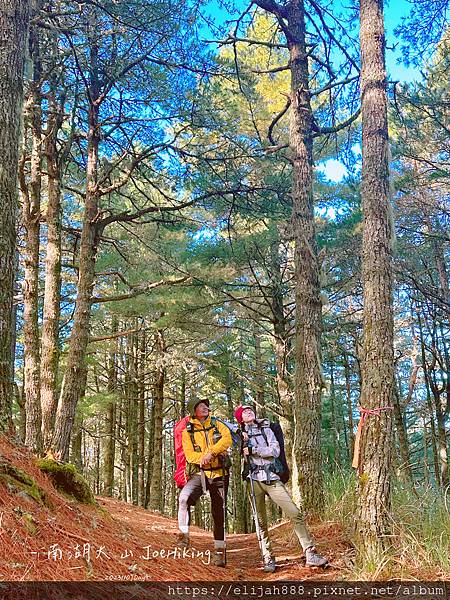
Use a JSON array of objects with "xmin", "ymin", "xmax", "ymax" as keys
[{"xmin": 244, "ymin": 419, "xmax": 280, "ymax": 483}]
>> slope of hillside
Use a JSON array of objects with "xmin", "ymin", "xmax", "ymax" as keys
[{"xmin": 0, "ymin": 437, "xmax": 352, "ymax": 581}]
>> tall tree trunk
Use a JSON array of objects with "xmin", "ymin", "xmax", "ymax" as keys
[
  {"xmin": 149, "ymin": 329, "xmax": 166, "ymax": 511},
  {"xmin": 422, "ymin": 355, "xmax": 441, "ymax": 486},
  {"xmin": 51, "ymin": 23, "xmax": 101, "ymax": 460},
  {"xmin": 21, "ymin": 19, "xmax": 43, "ymax": 453},
  {"xmin": 138, "ymin": 329, "xmax": 146, "ymax": 506},
  {"xmin": 356, "ymin": 0, "xmax": 394, "ymax": 557},
  {"xmin": 429, "ymin": 375, "xmax": 448, "ymax": 488},
  {"xmin": 288, "ymin": 0, "xmax": 324, "ymax": 514},
  {"xmin": 103, "ymin": 319, "xmax": 118, "ymax": 496},
  {"xmin": 0, "ymin": 0, "xmax": 31, "ymax": 434},
  {"xmin": 41, "ymin": 84, "xmax": 64, "ymax": 451},
  {"xmin": 70, "ymin": 416, "xmax": 83, "ymax": 472}
]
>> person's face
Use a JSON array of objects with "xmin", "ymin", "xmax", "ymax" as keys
[
  {"xmin": 242, "ymin": 408, "xmax": 255, "ymax": 423},
  {"xmin": 194, "ymin": 402, "xmax": 210, "ymax": 419}
]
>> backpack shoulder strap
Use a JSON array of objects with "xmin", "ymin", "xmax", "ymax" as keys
[
  {"xmin": 260, "ymin": 427, "xmax": 268, "ymax": 446},
  {"xmin": 186, "ymin": 422, "xmax": 197, "ymax": 450}
]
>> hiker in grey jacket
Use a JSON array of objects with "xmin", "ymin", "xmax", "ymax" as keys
[{"xmin": 234, "ymin": 404, "xmax": 328, "ymax": 573}]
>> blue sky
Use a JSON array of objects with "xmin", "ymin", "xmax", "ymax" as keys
[{"xmin": 384, "ymin": 0, "xmax": 418, "ymax": 84}]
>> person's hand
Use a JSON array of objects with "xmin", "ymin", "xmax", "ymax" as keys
[
  {"xmin": 242, "ymin": 432, "xmax": 249, "ymax": 443},
  {"xmin": 243, "ymin": 447, "xmax": 249, "ymax": 457},
  {"xmin": 200, "ymin": 452, "xmax": 214, "ymax": 467}
]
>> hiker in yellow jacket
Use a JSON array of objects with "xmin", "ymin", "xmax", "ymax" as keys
[{"xmin": 177, "ymin": 398, "xmax": 232, "ymax": 567}]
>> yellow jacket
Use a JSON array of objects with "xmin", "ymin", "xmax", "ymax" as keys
[{"xmin": 182, "ymin": 416, "xmax": 232, "ymax": 479}]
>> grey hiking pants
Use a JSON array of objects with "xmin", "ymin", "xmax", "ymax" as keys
[
  {"xmin": 178, "ymin": 473, "xmax": 229, "ymax": 547},
  {"xmin": 247, "ymin": 479, "xmax": 314, "ymax": 559}
]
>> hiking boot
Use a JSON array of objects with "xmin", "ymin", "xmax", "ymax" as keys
[
  {"xmin": 263, "ymin": 556, "xmax": 276, "ymax": 573},
  {"xmin": 212, "ymin": 550, "xmax": 226, "ymax": 567},
  {"xmin": 176, "ymin": 533, "xmax": 189, "ymax": 548},
  {"xmin": 305, "ymin": 546, "xmax": 328, "ymax": 567}
]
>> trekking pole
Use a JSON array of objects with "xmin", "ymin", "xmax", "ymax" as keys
[
  {"xmin": 246, "ymin": 456, "xmax": 270, "ymax": 561},
  {"xmin": 200, "ymin": 468, "xmax": 207, "ymax": 494},
  {"xmin": 221, "ymin": 454, "xmax": 227, "ymax": 566}
]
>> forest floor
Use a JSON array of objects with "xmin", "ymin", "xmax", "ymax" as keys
[
  {"xmin": 0, "ymin": 437, "xmax": 446, "ymax": 583},
  {"xmin": 0, "ymin": 436, "xmax": 350, "ymax": 581}
]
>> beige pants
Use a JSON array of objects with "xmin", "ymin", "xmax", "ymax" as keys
[{"xmin": 247, "ymin": 479, "xmax": 314, "ymax": 559}]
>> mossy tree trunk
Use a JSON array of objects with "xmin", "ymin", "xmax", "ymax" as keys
[{"xmin": 40, "ymin": 69, "xmax": 65, "ymax": 451}]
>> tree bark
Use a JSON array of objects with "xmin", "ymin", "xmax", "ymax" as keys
[
  {"xmin": 0, "ymin": 0, "xmax": 31, "ymax": 434},
  {"xmin": 288, "ymin": 0, "xmax": 324, "ymax": 514},
  {"xmin": 356, "ymin": 0, "xmax": 395, "ymax": 557}
]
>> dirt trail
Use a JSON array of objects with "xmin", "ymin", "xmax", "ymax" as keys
[{"xmin": 99, "ymin": 497, "xmax": 352, "ymax": 581}]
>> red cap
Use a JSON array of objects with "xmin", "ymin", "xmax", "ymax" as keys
[{"xmin": 234, "ymin": 405, "xmax": 254, "ymax": 424}]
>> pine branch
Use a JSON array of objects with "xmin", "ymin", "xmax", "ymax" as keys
[
  {"xmin": 204, "ymin": 35, "xmax": 288, "ymax": 49},
  {"xmin": 313, "ymin": 108, "xmax": 361, "ymax": 137},
  {"xmin": 310, "ymin": 75, "xmax": 359, "ymax": 97},
  {"xmin": 268, "ymin": 97, "xmax": 291, "ymax": 145},
  {"xmin": 91, "ymin": 277, "xmax": 189, "ymax": 304}
]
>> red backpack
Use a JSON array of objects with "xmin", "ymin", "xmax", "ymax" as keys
[{"xmin": 174, "ymin": 416, "xmax": 191, "ymax": 488}]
